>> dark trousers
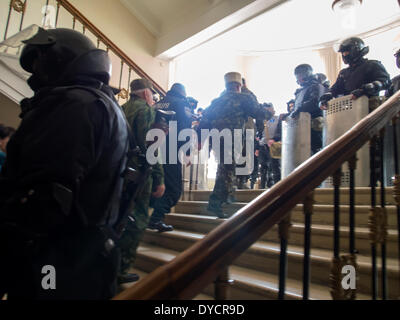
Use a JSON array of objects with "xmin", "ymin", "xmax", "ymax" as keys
[
  {"xmin": 259, "ymin": 145, "xmax": 281, "ymax": 189},
  {"xmin": 150, "ymin": 162, "xmax": 183, "ymax": 224},
  {"xmin": 311, "ymin": 129, "xmax": 322, "ymax": 155}
]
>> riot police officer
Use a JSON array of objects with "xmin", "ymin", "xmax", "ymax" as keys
[
  {"xmin": 320, "ymin": 37, "xmax": 391, "ymax": 107},
  {"xmin": 0, "ymin": 27, "xmax": 129, "ymax": 300},
  {"xmin": 291, "ymin": 64, "xmax": 326, "ymax": 155},
  {"xmin": 387, "ymin": 48, "xmax": 400, "ymax": 97}
]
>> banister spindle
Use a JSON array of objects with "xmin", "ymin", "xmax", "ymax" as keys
[
  {"xmin": 18, "ymin": 0, "xmax": 27, "ymax": 32},
  {"xmin": 72, "ymin": 16, "xmax": 76, "ymax": 30},
  {"xmin": 55, "ymin": 2, "xmax": 60, "ymax": 27},
  {"xmin": 3, "ymin": 1, "xmax": 13, "ymax": 41},
  {"xmin": 330, "ymin": 168, "xmax": 343, "ymax": 299},
  {"xmin": 189, "ymin": 162, "xmax": 194, "ymax": 200},
  {"xmin": 391, "ymin": 116, "xmax": 400, "ymax": 283},
  {"xmin": 368, "ymin": 136, "xmax": 378, "ymax": 300},
  {"xmin": 127, "ymin": 67, "xmax": 132, "ymax": 95},
  {"xmin": 4, "ymin": 0, "xmax": 27, "ymax": 41},
  {"xmin": 278, "ymin": 214, "xmax": 292, "ymax": 300},
  {"xmin": 347, "ymin": 155, "xmax": 358, "ymax": 300},
  {"xmin": 214, "ymin": 268, "xmax": 233, "ymax": 300},
  {"xmin": 42, "ymin": 0, "xmax": 49, "ymax": 27},
  {"xmin": 379, "ymin": 129, "xmax": 388, "ymax": 300},
  {"xmin": 302, "ymin": 192, "xmax": 314, "ymax": 300},
  {"xmin": 117, "ymin": 60, "xmax": 124, "ymax": 102}
]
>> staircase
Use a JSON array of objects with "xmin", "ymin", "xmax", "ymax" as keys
[{"xmin": 123, "ymin": 187, "xmax": 400, "ymax": 300}]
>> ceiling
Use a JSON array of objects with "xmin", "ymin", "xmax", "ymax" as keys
[
  {"xmin": 196, "ymin": 0, "xmax": 400, "ymax": 55},
  {"xmin": 120, "ymin": 0, "xmax": 216, "ymax": 37},
  {"xmin": 121, "ymin": 0, "xmax": 400, "ymax": 59}
]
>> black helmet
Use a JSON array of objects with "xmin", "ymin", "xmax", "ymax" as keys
[
  {"xmin": 20, "ymin": 27, "xmax": 111, "ymax": 90},
  {"xmin": 294, "ymin": 64, "xmax": 313, "ymax": 86},
  {"xmin": 338, "ymin": 37, "xmax": 369, "ymax": 65},
  {"xmin": 170, "ymin": 83, "xmax": 187, "ymax": 97}
]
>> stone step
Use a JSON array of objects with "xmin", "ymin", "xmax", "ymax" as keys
[
  {"xmin": 118, "ymin": 268, "xmax": 213, "ymax": 300},
  {"xmin": 164, "ymin": 213, "xmax": 399, "ymax": 258},
  {"xmin": 141, "ymin": 229, "xmax": 399, "ymax": 299},
  {"xmin": 135, "ymin": 244, "xmax": 371, "ymax": 300},
  {"xmin": 183, "ymin": 187, "xmax": 397, "ymax": 205},
  {"xmin": 174, "ymin": 201, "xmax": 400, "ymax": 229}
]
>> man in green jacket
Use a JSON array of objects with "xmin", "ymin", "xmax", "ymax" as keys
[{"xmin": 118, "ymin": 78, "xmax": 165, "ymax": 284}]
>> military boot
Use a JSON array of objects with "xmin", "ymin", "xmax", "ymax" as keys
[{"xmin": 207, "ymin": 202, "xmax": 229, "ymax": 219}]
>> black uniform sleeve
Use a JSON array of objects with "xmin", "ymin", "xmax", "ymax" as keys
[
  {"xmin": 330, "ymin": 71, "xmax": 346, "ymax": 97},
  {"xmin": 297, "ymin": 83, "xmax": 325, "ymax": 117},
  {"xmin": 369, "ymin": 60, "xmax": 391, "ymax": 90}
]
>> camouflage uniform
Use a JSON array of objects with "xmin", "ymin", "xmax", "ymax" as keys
[
  {"xmin": 199, "ymin": 91, "xmax": 271, "ymax": 216},
  {"xmin": 118, "ymin": 96, "xmax": 164, "ymax": 277}
]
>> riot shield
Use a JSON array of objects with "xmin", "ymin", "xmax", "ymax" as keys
[
  {"xmin": 281, "ymin": 112, "xmax": 311, "ymax": 179},
  {"xmin": 322, "ymin": 95, "xmax": 369, "ymax": 187}
]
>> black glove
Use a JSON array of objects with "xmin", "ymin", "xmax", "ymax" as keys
[
  {"xmin": 319, "ymin": 92, "xmax": 333, "ymax": 108},
  {"xmin": 350, "ymin": 88, "xmax": 365, "ymax": 99},
  {"xmin": 289, "ymin": 109, "xmax": 300, "ymax": 118}
]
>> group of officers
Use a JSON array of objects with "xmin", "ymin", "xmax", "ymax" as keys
[{"xmin": 0, "ymin": 25, "xmax": 398, "ymax": 300}]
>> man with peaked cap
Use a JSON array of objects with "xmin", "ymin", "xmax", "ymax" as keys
[
  {"xmin": 117, "ymin": 78, "xmax": 165, "ymax": 284},
  {"xmin": 198, "ymin": 72, "xmax": 272, "ymax": 217},
  {"xmin": 0, "ymin": 27, "xmax": 129, "ymax": 299}
]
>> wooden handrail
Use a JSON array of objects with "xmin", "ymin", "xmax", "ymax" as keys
[
  {"xmin": 56, "ymin": 0, "xmax": 166, "ymax": 96},
  {"xmin": 114, "ymin": 90, "xmax": 400, "ymax": 300}
]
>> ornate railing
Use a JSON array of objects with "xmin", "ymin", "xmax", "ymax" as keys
[
  {"xmin": 115, "ymin": 90, "xmax": 400, "ymax": 300},
  {"xmin": 1, "ymin": 0, "xmax": 166, "ymax": 99}
]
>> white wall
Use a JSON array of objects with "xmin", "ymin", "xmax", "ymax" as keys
[
  {"xmin": 0, "ymin": 0, "xmax": 169, "ymax": 91},
  {"xmin": 69, "ymin": 0, "xmax": 169, "ymax": 90}
]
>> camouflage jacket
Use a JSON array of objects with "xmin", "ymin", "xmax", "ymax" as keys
[
  {"xmin": 122, "ymin": 96, "xmax": 164, "ymax": 187},
  {"xmin": 199, "ymin": 91, "xmax": 271, "ymax": 133}
]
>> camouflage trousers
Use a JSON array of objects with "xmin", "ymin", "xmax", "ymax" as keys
[
  {"xmin": 117, "ymin": 176, "xmax": 153, "ymax": 276},
  {"xmin": 209, "ymin": 163, "xmax": 235, "ymax": 207},
  {"xmin": 209, "ymin": 140, "xmax": 237, "ymax": 208}
]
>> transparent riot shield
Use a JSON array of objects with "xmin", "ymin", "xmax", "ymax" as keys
[
  {"xmin": 322, "ymin": 95, "xmax": 369, "ymax": 187},
  {"xmin": 282, "ymin": 112, "xmax": 311, "ymax": 179}
]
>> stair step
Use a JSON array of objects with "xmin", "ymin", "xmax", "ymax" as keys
[
  {"xmin": 141, "ymin": 228, "xmax": 399, "ymax": 298},
  {"xmin": 183, "ymin": 187, "xmax": 397, "ymax": 205},
  {"xmin": 174, "ymin": 201, "xmax": 399, "ymax": 229},
  {"xmin": 165, "ymin": 213, "xmax": 399, "ymax": 258},
  {"xmin": 134, "ymin": 244, "xmax": 371, "ymax": 300},
  {"xmin": 118, "ymin": 268, "xmax": 213, "ymax": 300}
]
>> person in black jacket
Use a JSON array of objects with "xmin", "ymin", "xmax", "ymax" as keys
[
  {"xmin": 149, "ymin": 83, "xmax": 193, "ymax": 232},
  {"xmin": 0, "ymin": 27, "xmax": 129, "ymax": 300},
  {"xmin": 290, "ymin": 64, "xmax": 326, "ymax": 155},
  {"xmin": 387, "ymin": 48, "xmax": 400, "ymax": 97},
  {"xmin": 320, "ymin": 37, "xmax": 391, "ymax": 107}
]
